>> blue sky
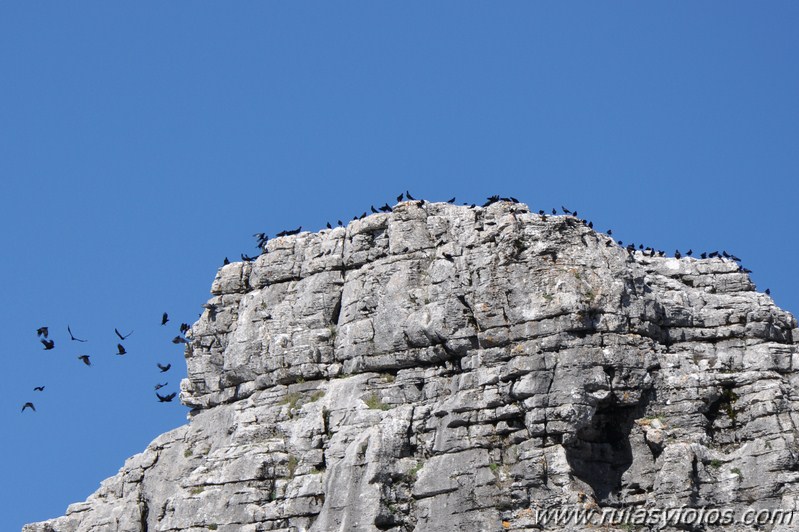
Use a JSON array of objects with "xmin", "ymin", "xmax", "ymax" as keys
[{"xmin": 3, "ymin": 2, "xmax": 798, "ymax": 528}]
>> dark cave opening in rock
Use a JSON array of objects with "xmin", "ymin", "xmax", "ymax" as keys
[{"xmin": 564, "ymin": 399, "xmax": 641, "ymax": 503}]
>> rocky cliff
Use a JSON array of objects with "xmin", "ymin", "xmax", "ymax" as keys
[{"xmin": 24, "ymin": 201, "xmax": 799, "ymax": 531}]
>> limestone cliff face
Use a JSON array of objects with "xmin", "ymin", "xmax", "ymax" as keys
[{"xmin": 24, "ymin": 202, "xmax": 799, "ymax": 531}]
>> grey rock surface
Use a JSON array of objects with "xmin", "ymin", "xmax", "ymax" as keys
[{"xmin": 25, "ymin": 201, "xmax": 799, "ymax": 531}]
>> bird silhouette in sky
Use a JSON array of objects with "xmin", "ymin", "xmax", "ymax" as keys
[
  {"xmin": 154, "ymin": 382, "xmax": 168, "ymax": 390},
  {"xmin": 68, "ymin": 325, "xmax": 87, "ymax": 342},
  {"xmin": 157, "ymin": 363, "xmax": 171, "ymax": 373},
  {"xmin": 41, "ymin": 339, "xmax": 55, "ymax": 350},
  {"xmin": 22, "ymin": 402, "xmax": 36, "ymax": 412},
  {"xmin": 116, "ymin": 344, "xmax": 127, "ymax": 355},
  {"xmin": 33, "ymin": 386, "xmax": 45, "ymax": 392},
  {"xmin": 156, "ymin": 392, "xmax": 177, "ymax": 402},
  {"xmin": 77, "ymin": 355, "xmax": 91, "ymax": 366},
  {"xmin": 115, "ymin": 328, "xmax": 133, "ymax": 340},
  {"xmin": 161, "ymin": 313, "xmax": 169, "ymax": 325},
  {"xmin": 172, "ymin": 336, "xmax": 187, "ymax": 344},
  {"xmin": 36, "ymin": 326, "xmax": 49, "ymax": 338}
]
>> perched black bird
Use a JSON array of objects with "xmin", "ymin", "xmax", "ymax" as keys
[
  {"xmin": 161, "ymin": 312, "xmax": 169, "ymax": 325},
  {"xmin": 359, "ymin": 212, "xmax": 366, "ymax": 220},
  {"xmin": 741, "ymin": 267, "xmax": 752, "ymax": 274},
  {"xmin": 722, "ymin": 251, "xmax": 730, "ymax": 258},
  {"xmin": 37, "ymin": 326, "xmax": 49, "ymax": 338},
  {"xmin": 396, "ymin": 193, "xmax": 404, "ymax": 202},
  {"xmin": 700, "ymin": 252, "xmax": 707, "ymax": 259},
  {"xmin": 561, "ymin": 206, "xmax": 571, "ymax": 214},
  {"xmin": 337, "ymin": 220, "xmax": 343, "ymax": 227},
  {"xmin": 223, "ymin": 257, "xmax": 230, "ymax": 265},
  {"xmin": 416, "ymin": 200, "xmax": 425, "ymax": 207},
  {"xmin": 172, "ymin": 336, "xmax": 187, "ymax": 344},
  {"xmin": 179, "ymin": 323, "xmax": 190, "ymax": 334},
  {"xmin": 483, "ymin": 195, "xmax": 500, "ymax": 207},
  {"xmin": 68, "ymin": 325, "xmax": 87, "ymax": 342},
  {"xmin": 538, "ymin": 210, "xmax": 545, "ymax": 215},
  {"xmin": 21, "ymin": 402, "xmax": 35, "ymax": 412},
  {"xmin": 41, "ymin": 339, "xmax": 54, "ymax": 350},
  {"xmin": 605, "ymin": 240, "xmax": 613, "ymax": 247},
  {"xmin": 731, "ymin": 255, "xmax": 741, "ymax": 262},
  {"xmin": 447, "ymin": 197, "xmax": 456, "ymax": 203},
  {"xmin": 371, "ymin": 205, "xmax": 378, "ymax": 214},
  {"xmin": 606, "ymin": 229, "xmax": 613, "ymax": 236},
  {"xmin": 686, "ymin": 249, "xmax": 693, "ymax": 256},
  {"xmin": 587, "ymin": 221, "xmax": 593, "ymax": 228},
  {"xmin": 675, "ymin": 250, "xmax": 682, "ymax": 259},
  {"xmin": 572, "ymin": 211, "xmax": 578, "ymax": 218},
  {"xmin": 510, "ymin": 197, "xmax": 519, "ymax": 203},
  {"xmin": 287, "ymin": 226, "xmax": 302, "ymax": 235},
  {"xmin": 157, "ymin": 392, "xmax": 177, "ymax": 403},
  {"xmin": 33, "ymin": 386, "xmax": 45, "ymax": 392},
  {"xmin": 326, "ymin": 222, "xmax": 332, "ymax": 229},
  {"xmin": 406, "ymin": 190, "xmax": 415, "ymax": 200},
  {"xmin": 379, "ymin": 203, "xmax": 392, "ymax": 212},
  {"xmin": 157, "ymin": 363, "xmax": 171, "ymax": 373},
  {"xmin": 115, "ymin": 328, "xmax": 133, "ymax": 340},
  {"xmin": 241, "ymin": 253, "xmax": 256, "ymax": 262},
  {"xmin": 765, "ymin": 288, "xmax": 771, "ymax": 295},
  {"xmin": 116, "ymin": 343, "xmax": 127, "ymax": 355},
  {"xmin": 77, "ymin": 355, "xmax": 91, "ymax": 366},
  {"xmin": 551, "ymin": 208, "xmax": 557, "ymax": 215}
]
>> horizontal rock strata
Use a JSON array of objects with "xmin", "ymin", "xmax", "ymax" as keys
[{"xmin": 25, "ymin": 201, "xmax": 799, "ymax": 531}]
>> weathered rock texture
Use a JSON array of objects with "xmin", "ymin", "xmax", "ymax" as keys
[{"xmin": 25, "ymin": 201, "xmax": 799, "ymax": 531}]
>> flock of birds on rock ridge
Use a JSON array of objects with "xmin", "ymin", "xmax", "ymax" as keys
[
  {"xmin": 20, "ymin": 313, "xmax": 189, "ymax": 413},
  {"xmin": 22, "ymin": 192, "xmax": 771, "ymax": 414},
  {"xmin": 237, "ymin": 191, "xmax": 768, "ymax": 296}
]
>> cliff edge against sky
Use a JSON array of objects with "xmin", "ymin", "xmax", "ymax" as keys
[{"xmin": 25, "ymin": 201, "xmax": 799, "ymax": 531}]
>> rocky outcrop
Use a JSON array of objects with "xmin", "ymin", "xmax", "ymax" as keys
[{"xmin": 25, "ymin": 201, "xmax": 799, "ymax": 531}]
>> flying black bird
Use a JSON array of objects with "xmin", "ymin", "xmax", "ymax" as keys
[
  {"xmin": 77, "ymin": 355, "xmax": 91, "ymax": 366},
  {"xmin": 41, "ymin": 339, "xmax": 54, "ymax": 350},
  {"xmin": 223, "ymin": 257, "xmax": 230, "ymax": 265},
  {"xmin": 33, "ymin": 386, "xmax": 45, "ymax": 392},
  {"xmin": 396, "ymin": 193, "xmax": 404, "ymax": 202},
  {"xmin": 254, "ymin": 233, "xmax": 268, "ymax": 250},
  {"xmin": 446, "ymin": 197, "xmax": 456, "ymax": 203},
  {"xmin": 172, "ymin": 336, "xmax": 187, "ymax": 344},
  {"xmin": 156, "ymin": 392, "xmax": 177, "ymax": 402},
  {"xmin": 36, "ymin": 327, "xmax": 49, "ymax": 338},
  {"xmin": 765, "ymin": 288, "xmax": 771, "ymax": 295},
  {"xmin": 157, "ymin": 363, "xmax": 171, "ymax": 373},
  {"xmin": 326, "ymin": 222, "xmax": 332, "ymax": 229},
  {"xmin": 21, "ymin": 402, "xmax": 35, "ymax": 412},
  {"xmin": 68, "ymin": 325, "xmax": 87, "ymax": 342},
  {"xmin": 116, "ymin": 343, "xmax": 127, "ymax": 355},
  {"xmin": 115, "ymin": 328, "xmax": 133, "ymax": 340},
  {"xmin": 154, "ymin": 382, "xmax": 168, "ymax": 390},
  {"xmin": 179, "ymin": 323, "xmax": 190, "ymax": 334},
  {"xmin": 406, "ymin": 190, "xmax": 415, "ymax": 200},
  {"xmin": 161, "ymin": 313, "xmax": 169, "ymax": 325},
  {"xmin": 241, "ymin": 253, "xmax": 256, "ymax": 262}
]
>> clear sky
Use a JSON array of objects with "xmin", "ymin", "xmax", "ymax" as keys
[{"xmin": 2, "ymin": 2, "xmax": 798, "ymax": 529}]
